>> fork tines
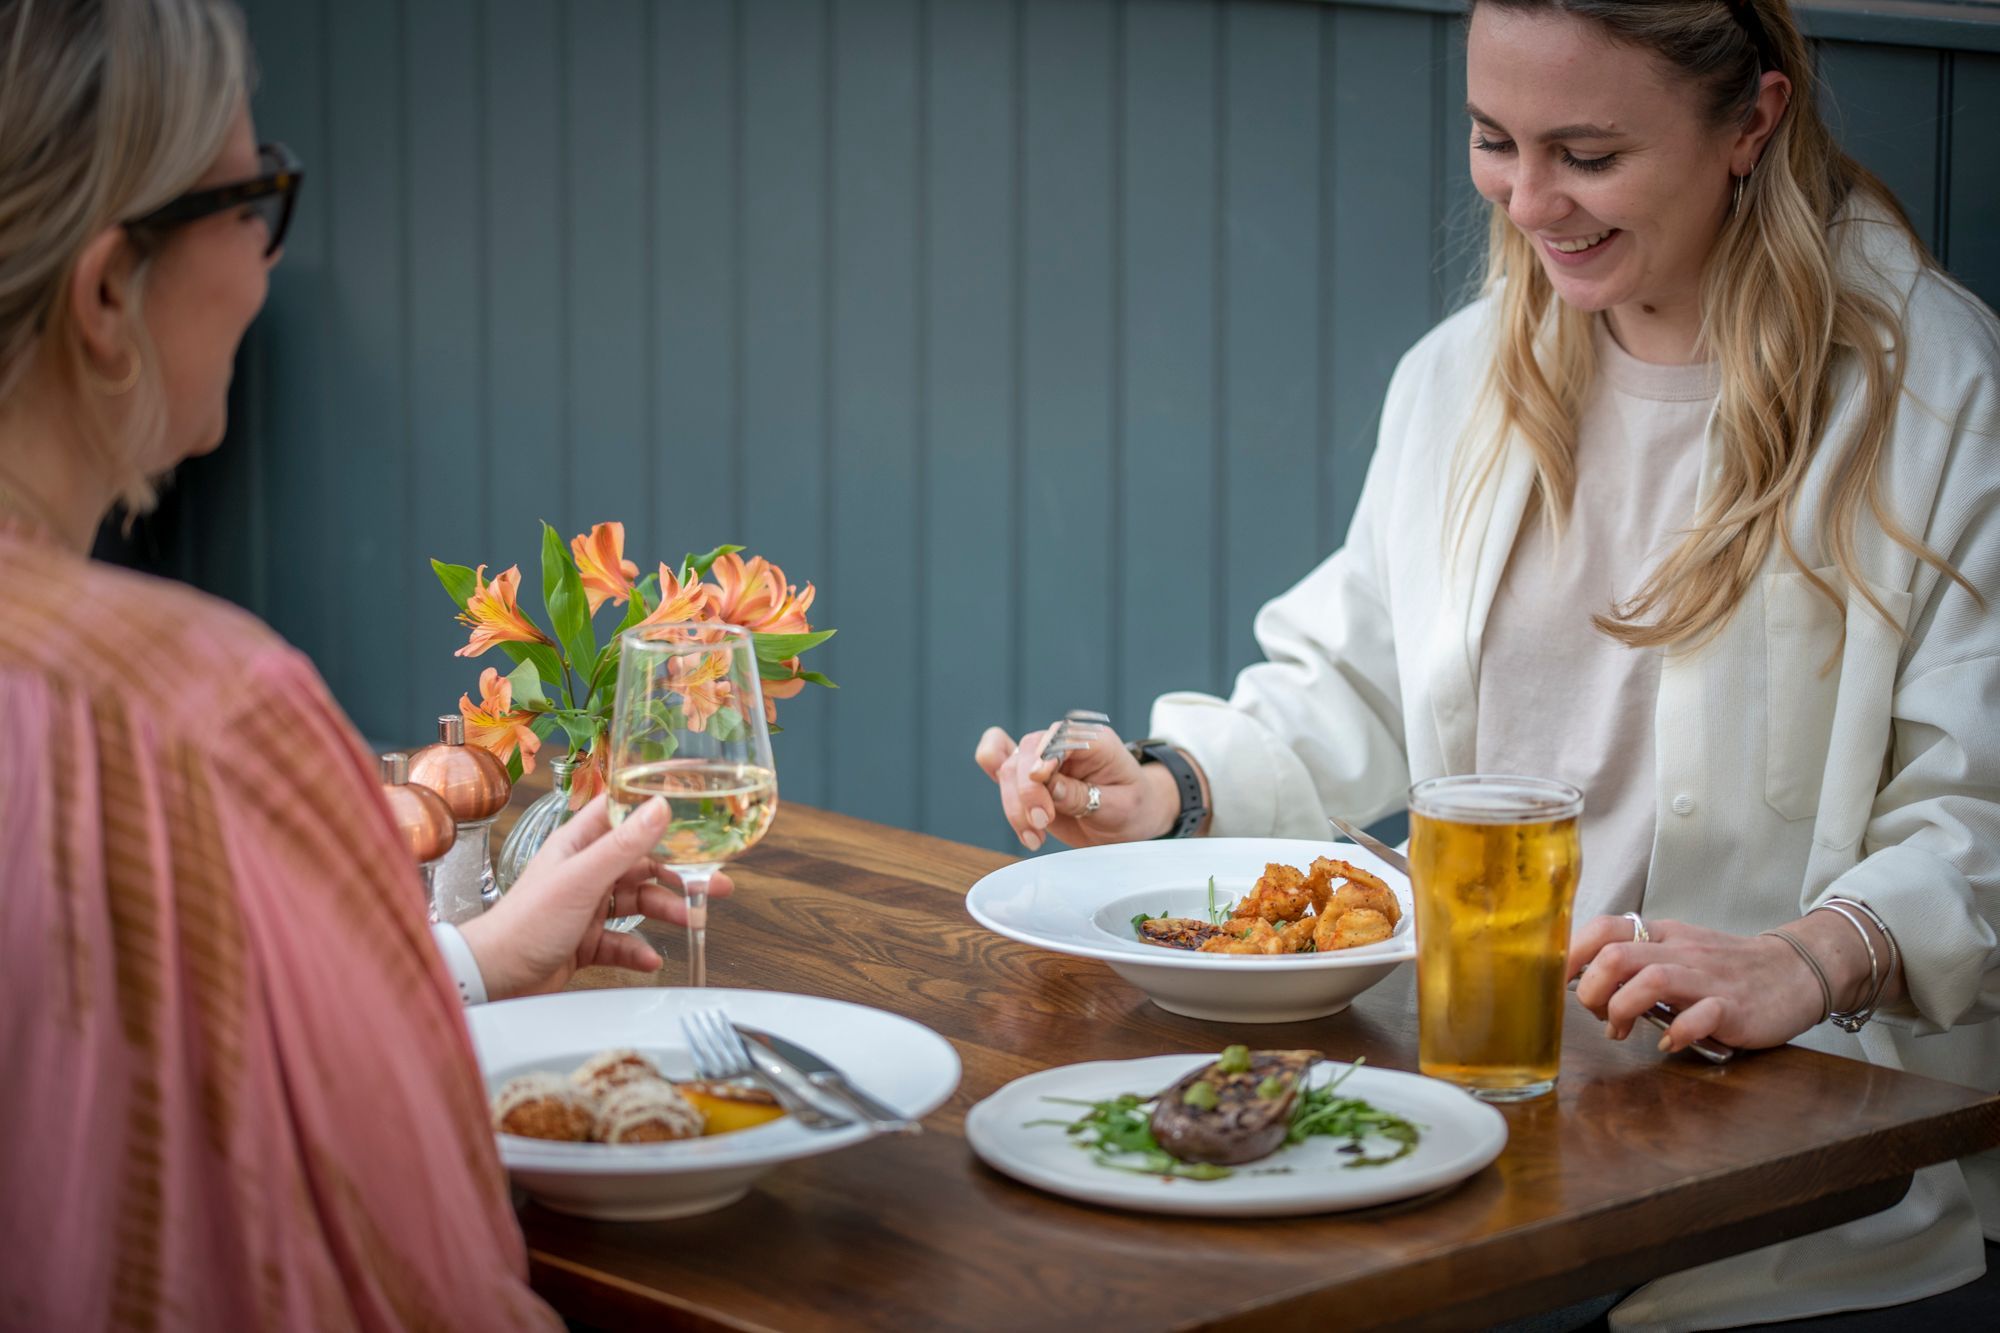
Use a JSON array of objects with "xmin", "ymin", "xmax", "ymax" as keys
[
  {"xmin": 679, "ymin": 1007, "xmax": 749, "ymax": 1081},
  {"xmin": 1039, "ymin": 709, "xmax": 1110, "ymax": 765}
]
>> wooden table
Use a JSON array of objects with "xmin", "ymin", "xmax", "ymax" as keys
[{"xmin": 500, "ymin": 788, "xmax": 2000, "ymax": 1331}]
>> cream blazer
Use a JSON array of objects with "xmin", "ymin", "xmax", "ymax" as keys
[{"xmin": 1152, "ymin": 213, "xmax": 2000, "ymax": 1329}]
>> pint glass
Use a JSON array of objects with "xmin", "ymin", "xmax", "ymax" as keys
[{"xmin": 1409, "ymin": 775, "xmax": 1584, "ymax": 1102}]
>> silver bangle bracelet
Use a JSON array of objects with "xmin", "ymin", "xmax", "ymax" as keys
[
  {"xmin": 1762, "ymin": 927, "xmax": 1833, "ymax": 1026},
  {"xmin": 1822, "ymin": 896, "xmax": 1902, "ymax": 1030},
  {"xmin": 1811, "ymin": 902, "xmax": 1882, "ymax": 1033}
]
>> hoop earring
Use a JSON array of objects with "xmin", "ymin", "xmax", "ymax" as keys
[{"xmin": 1730, "ymin": 172, "xmax": 1746, "ymax": 218}]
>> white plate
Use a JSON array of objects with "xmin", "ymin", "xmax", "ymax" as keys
[
  {"xmin": 467, "ymin": 988, "xmax": 960, "ymax": 1220},
  {"xmin": 965, "ymin": 838, "xmax": 1415, "ymax": 1022},
  {"xmin": 966, "ymin": 1053, "xmax": 1506, "ymax": 1217}
]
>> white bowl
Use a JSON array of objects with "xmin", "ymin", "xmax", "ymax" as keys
[
  {"xmin": 965, "ymin": 838, "xmax": 1414, "ymax": 1023},
  {"xmin": 466, "ymin": 987, "xmax": 960, "ymax": 1220}
]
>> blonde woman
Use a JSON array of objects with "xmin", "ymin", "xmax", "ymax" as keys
[
  {"xmin": 979, "ymin": 0, "xmax": 1998, "ymax": 1324},
  {"xmin": 0, "ymin": 3, "xmax": 718, "ymax": 1327}
]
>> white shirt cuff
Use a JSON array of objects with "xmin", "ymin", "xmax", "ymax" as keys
[{"xmin": 430, "ymin": 922, "xmax": 489, "ymax": 1006}]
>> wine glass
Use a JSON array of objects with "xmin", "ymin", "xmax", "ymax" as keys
[{"xmin": 606, "ymin": 622, "xmax": 779, "ymax": 987}]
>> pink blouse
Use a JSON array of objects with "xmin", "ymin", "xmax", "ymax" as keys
[{"xmin": 0, "ymin": 516, "xmax": 557, "ymax": 1331}]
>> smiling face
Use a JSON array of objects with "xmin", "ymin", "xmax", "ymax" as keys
[{"xmin": 1465, "ymin": 6, "xmax": 1747, "ymax": 338}]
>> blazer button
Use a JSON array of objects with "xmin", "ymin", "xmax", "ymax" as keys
[{"xmin": 1671, "ymin": 793, "xmax": 1695, "ymax": 816}]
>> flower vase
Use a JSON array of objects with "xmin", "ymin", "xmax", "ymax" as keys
[{"xmin": 495, "ymin": 754, "xmax": 643, "ymax": 932}]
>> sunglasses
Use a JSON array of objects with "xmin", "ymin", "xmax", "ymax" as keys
[{"xmin": 124, "ymin": 142, "xmax": 303, "ymax": 259}]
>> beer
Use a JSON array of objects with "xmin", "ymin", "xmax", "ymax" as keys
[{"xmin": 1409, "ymin": 776, "xmax": 1583, "ymax": 1101}]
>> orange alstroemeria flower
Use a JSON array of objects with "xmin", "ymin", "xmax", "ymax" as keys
[
  {"xmin": 568, "ymin": 739, "xmax": 607, "ymax": 810},
  {"xmin": 709, "ymin": 553, "xmax": 816, "ymax": 635},
  {"xmin": 669, "ymin": 650, "xmax": 732, "ymax": 733},
  {"xmin": 636, "ymin": 562, "xmax": 715, "ymax": 632},
  {"xmin": 459, "ymin": 667, "xmax": 542, "ymax": 775},
  {"xmin": 455, "ymin": 564, "xmax": 554, "ymax": 658},
  {"xmin": 571, "ymin": 522, "xmax": 640, "ymax": 614}
]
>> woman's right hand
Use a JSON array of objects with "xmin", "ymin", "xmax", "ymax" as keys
[{"xmin": 973, "ymin": 720, "xmax": 1183, "ymax": 851}]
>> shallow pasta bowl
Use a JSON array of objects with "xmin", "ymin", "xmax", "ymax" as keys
[
  {"xmin": 467, "ymin": 987, "xmax": 960, "ymax": 1220},
  {"xmin": 965, "ymin": 838, "xmax": 1414, "ymax": 1023}
]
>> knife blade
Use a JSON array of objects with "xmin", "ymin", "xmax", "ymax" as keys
[
  {"xmin": 1327, "ymin": 814, "xmax": 1410, "ymax": 875},
  {"xmin": 735, "ymin": 1026, "xmax": 921, "ymax": 1135},
  {"xmin": 730, "ymin": 1036, "xmax": 858, "ymax": 1129},
  {"xmin": 1326, "ymin": 816, "xmax": 1735, "ymax": 1066}
]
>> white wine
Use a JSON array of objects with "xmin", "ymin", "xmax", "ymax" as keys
[{"xmin": 608, "ymin": 760, "xmax": 779, "ymax": 866}]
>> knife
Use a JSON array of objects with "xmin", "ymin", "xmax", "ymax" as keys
[
  {"xmin": 730, "ymin": 1036, "xmax": 858, "ymax": 1130},
  {"xmin": 735, "ymin": 1026, "xmax": 922, "ymax": 1135},
  {"xmin": 1326, "ymin": 816, "xmax": 1735, "ymax": 1066}
]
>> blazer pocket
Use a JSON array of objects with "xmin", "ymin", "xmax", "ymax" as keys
[{"xmin": 1764, "ymin": 570, "xmax": 1844, "ymax": 821}]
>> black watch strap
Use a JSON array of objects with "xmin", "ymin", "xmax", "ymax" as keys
[{"xmin": 1128, "ymin": 740, "xmax": 1207, "ymax": 839}]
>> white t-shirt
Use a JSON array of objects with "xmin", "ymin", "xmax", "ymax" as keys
[{"xmin": 1474, "ymin": 316, "xmax": 1715, "ymax": 926}]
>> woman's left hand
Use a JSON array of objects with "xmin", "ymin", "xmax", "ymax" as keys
[
  {"xmin": 457, "ymin": 794, "xmax": 736, "ymax": 1001},
  {"xmin": 1566, "ymin": 915, "xmax": 1832, "ymax": 1053}
]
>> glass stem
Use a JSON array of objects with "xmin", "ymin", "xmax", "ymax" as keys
[{"xmin": 681, "ymin": 869, "xmax": 713, "ymax": 988}]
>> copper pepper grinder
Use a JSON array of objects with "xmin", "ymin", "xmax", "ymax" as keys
[
  {"xmin": 379, "ymin": 752, "xmax": 457, "ymax": 914},
  {"xmin": 408, "ymin": 715, "xmax": 511, "ymax": 925}
]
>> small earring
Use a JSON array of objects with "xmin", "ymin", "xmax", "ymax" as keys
[
  {"xmin": 100, "ymin": 352, "xmax": 141, "ymax": 396},
  {"xmin": 1730, "ymin": 172, "xmax": 1746, "ymax": 218}
]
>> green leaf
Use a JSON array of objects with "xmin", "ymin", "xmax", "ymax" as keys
[
  {"xmin": 582, "ymin": 584, "xmax": 653, "ymax": 706},
  {"xmin": 432, "ymin": 559, "xmax": 479, "ymax": 611},
  {"xmin": 541, "ymin": 521, "xmax": 597, "ymax": 688},
  {"xmin": 683, "ymin": 544, "xmax": 742, "ymax": 581},
  {"xmin": 586, "ymin": 643, "xmax": 620, "ymax": 708},
  {"xmin": 506, "ymin": 750, "xmax": 525, "ymax": 783},
  {"xmin": 752, "ymin": 629, "xmax": 835, "ymax": 662},
  {"xmin": 498, "ymin": 640, "xmax": 567, "ymax": 702},
  {"xmin": 552, "ymin": 711, "xmax": 600, "ymax": 752},
  {"xmin": 505, "ymin": 658, "xmax": 546, "ymax": 709},
  {"xmin": 791, "ymin": 669, "xmax": 838, "ymax": 689},
  {"xmin": 709, "ymin": 706, "xmax": 747, "ymax": 742}
]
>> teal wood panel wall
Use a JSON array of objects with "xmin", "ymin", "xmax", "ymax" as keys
[{"xmin": 171, "ymin": 0, "xmax": 2000, "ymax": 852}]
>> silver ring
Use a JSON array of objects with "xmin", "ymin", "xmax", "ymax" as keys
[
  {"xmin": 1624, "ymin": 911, "xmax": 1650, "ymax": 944},
  {"xmin": 1083, "ymin": 784, "xmax": 1102, "ymax": 816}
]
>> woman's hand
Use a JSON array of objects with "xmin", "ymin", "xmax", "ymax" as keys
[
  {"xmin": 973, "ymin": 721, "xmax": 1188, "ymax": 851},
  {"xmin": 457, "ymin": 794, "xmax": 736, "ymax": 1001},
  {"xmin": 1566, "ymin": 911, "xmax": 1877, "ymax": 1054}
]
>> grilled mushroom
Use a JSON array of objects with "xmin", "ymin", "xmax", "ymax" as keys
[{"xmin": 1149, "ymin": 1047, "xmax": 1321, "ymax": 1166}]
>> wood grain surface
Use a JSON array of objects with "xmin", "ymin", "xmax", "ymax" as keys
[{"xmin": 495, "ymin": 783, "xmax": 2000, "ymax": 1332}]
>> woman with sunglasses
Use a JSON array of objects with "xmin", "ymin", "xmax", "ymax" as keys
[
  {"xmin": 0, "ymin": 4, "xmax": 714, "ymax": 1327},
  {"xmin": 981, "ymin": 1, "xmax": 1998, "ymax": 1325}
]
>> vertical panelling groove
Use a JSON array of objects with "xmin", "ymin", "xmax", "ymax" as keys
[
  {"xmin": 914, "ymin": 0, "xmax": 933, "ymax": 826},
  {"xmin": 1317, "ymin": 5, "xmax": 1336, "ymax": 554},
  {"xmin": 397, "ymin": 0, "xmax": 416, "ymax": 734},
  {"xmin": 1937, "ymin": 51, "xmax": 1955, "ymax": 263},
  {"xmin": 1429, "ymin": 14, "xmax": 1445, "ymax": 323},
  {"xmin": 1010, "ymin": 0, "xmax": 1027, "ymax": 727},
  {"xmin": 316, "ymin": 0, "xmax": 339, "ymax": 694},
  {"xmin": 821, "ymin": 0, "xmax": 837, "ymax": 802},
  {"xmin": 474, "ymin": 0, "xmax": 491, "ymax": 565},
  {"xmin": 644, "ymin": 1, "xmax": 659, "ymax": 539},
  {"xmin": 731, "ymin": 0, "xmax": 748, "ymax": 539},
  {"xmin": 557, "ymin": 9, "xmax": 573, "ymax": 525},
  {"xmin": 1108, "ymin": 0, "xmax": 1126, "ymax": 728},
  {"xmin": 1212, "ymin": 0, "xmax": 1229, "ymax": 694}
]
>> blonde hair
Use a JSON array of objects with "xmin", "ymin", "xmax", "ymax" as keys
[
  {"xmin": 1462, "ymin": 0, "xmax": 1973, "ymax": 650},
  {"xmin": 0, "ymin": 0, "xmax": 249, "ymax": 515}
]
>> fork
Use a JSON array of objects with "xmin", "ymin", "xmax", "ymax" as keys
[
  {"xmin": 1038, "ymin": 708, "xmax": 1110, "ymax": 766},
  {"xmin": 678, "ymin": 1008, "xmax": 852, "ymax": 1130}
]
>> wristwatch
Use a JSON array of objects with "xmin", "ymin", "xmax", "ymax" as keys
[{"xmin": 1127, "ymin": 739, "xmax": 1207, "ymax": 839}]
